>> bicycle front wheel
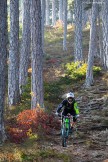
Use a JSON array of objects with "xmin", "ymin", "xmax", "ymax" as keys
[{"xmin": 61, "ymin": 128, "xmax": 67, "ymax": 147}]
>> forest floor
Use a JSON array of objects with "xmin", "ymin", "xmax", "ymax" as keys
[
  {"xmin": 42, "ymin": 25, "xmax": 108, "ymax": 162},
  {"xmin": 0, "ymin": 25, "xmax": 108, "ymax": 162},
  {"xmin": 42, "ymin": 51, "xmax": 108, "ymax": 162}
]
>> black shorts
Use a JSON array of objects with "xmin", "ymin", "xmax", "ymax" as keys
[{"xmin": 62, "ymin": 108, "xmax": 77, "ymax": 122}]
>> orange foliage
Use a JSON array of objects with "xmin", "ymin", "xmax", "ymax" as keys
[{"xmin": 7, "ymin": 108, "xmax": 60, "ymax": 144}]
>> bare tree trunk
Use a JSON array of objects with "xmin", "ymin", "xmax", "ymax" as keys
[
  {"xmin": 41, "ymin": 0, "xmax": 45, "ymax": 53},
  {"xmin": 8, "ymin": 0, "xmax": 20, "ymax": 106},
  {"xmin": 31, "ymin": 0, "xmax": 44, "ymax": 109},
  {"xmin": 85, "ymin": 0, "xmax": 98, "ymax": 88},
  {"xmin": 52, "ymin": 0, "xmax": 56, "ymax": 26},
  {"xmin": 101, "ymin": 0, "xmax": 108, "ymax": 69},
  {"xmin": 19, "ymin": 0, "xmax": 31, "ymax": 94},
  {"xmin": 63, "ymin": 0, "xmax": 67, "ymax": 51},
  {"xmin": 97, "ymin": 8, "xmax": 103, "ymax": 64},
  {"xmin": 59, "ymin": 0, "xmax": 63, "ymax": 21},
  {"xmin": 82, "ymin": 2, "xmax": 88, "ymax": 28},
  {"xmin": 0, "ymin": 0, "xmax": 7, "ymax": 143},
  {"xmin": 74, "ymin": 0, "xmax": 83, "ymax": 61},
  {"xmin": 45, "ymin": 0, "xmax": 50, "ymax": 25}
]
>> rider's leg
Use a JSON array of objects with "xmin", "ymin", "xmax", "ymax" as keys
[
  {"xmin": 71, "ymin": 116, "xmax": 77, "ymax": 128},
  {"xmin": 69, "ymin": 111, "xmax": 76, "ymax": 128},
  {"xmin": 62, "ymin": 109, "xmax": 68, "ymax": 121}
]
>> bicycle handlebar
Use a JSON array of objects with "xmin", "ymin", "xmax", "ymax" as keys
[{"xmin": 58, "ymin": 114, "xmax": 75, "ymax": 118}]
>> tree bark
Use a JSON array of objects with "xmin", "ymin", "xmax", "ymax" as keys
[
  {"xmin": 8, "ymin": 0, "xmax": 20, "ymax": 106},
  {"xmin": 74, "ymin": 0, "xmax": 83, "ymax": 61},
  {"xmin": 63, "ymin": 0, "xmax": 67, "ymax": 51},
  {"xmin": 101, "ymin": 0, "xmax": 108, "ymax": 69},
  {"xmin": 45, "ymin": 0, "xmax": 50, "ymax": 25},
  {"xmin": 31, "ymin": 0, "xmax": 44, "ymax": 109},
  {"xmin": 52, "ymin": 0, "xmax": 56, "ymax": 26},
  {"xmin": 85, "ymin": 0, "xmax": 98, "ymax": 87},
  {"xmin": 0, "ymin": 0, "xmax": 7, "ymax": 143},
  {"xmin": 19, "ymin": 0, "xmax": 31, "ymax": 94},
  {"xmin": 41, "ymin": 0, "xmax": 45, "ymax": 52},
  {"xmin": 59, "ymin": 0, "xmax": 63, "ymax": 21}
]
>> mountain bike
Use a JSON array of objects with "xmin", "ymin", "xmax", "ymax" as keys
[{"xmin": 60, "ymin": 114, "xmax": 74, "ymax": 147}]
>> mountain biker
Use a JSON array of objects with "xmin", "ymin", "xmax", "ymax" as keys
[{"xmin": 56, "ymin": 92, "xmax": 79, "ymax": 129}]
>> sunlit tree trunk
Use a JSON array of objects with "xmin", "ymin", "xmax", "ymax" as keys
[
  {"xmin": 8, "ymin": 0, "xmax": 20, "ymax": 106},
  {"xmin": 0, "ymin": 0, "xmax": 7, "ymax": 143},
  {"xmin": 19, "ymin": 0, "xmax": 31, "ymax": 94},
  {"xmin": 97, "ymin": 7, "xmax": 103, "ymax": 64},
  {"xmin": 101, "ymin": 0, "xmax": 108, "ymax": 69},
  {"xmin": 31, "ymin": 0, "xmax": 44, "ymax": 109},
  {"xmin": 52, "ymin": 0, "xmax": 56, "ymax": 26},
  {"xmin": 59, "ymin": 0, "xmax": 63, "ymax": 21},
  {"xmin": 45, "ymin": 0, "xmax": 50, "ymax": 25},
  {"xmin": 74, "ymin": 0, "xmax": 83, "ymax": 61},
  {"xmin": 63, "ymin": 0, "xmax": 67, "ymax": 51},
  {"xmin": 82, "ymin": 2, "xmax": 88, "ymax": 28},
  {"xmin": 41, "ymin": 0, "xmax": 45, "ymax": 52},
  {"xmin": 85, "ymin": 0, "xmax": 98, "ymax": 87}
]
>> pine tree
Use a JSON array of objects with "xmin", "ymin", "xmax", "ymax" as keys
[
  {"xmin": 52, "ymin": 0, "xmax": 56, "ymax": 26},
  {"xmin": 85, "ymin": 0, "xmax": 98, "ymax": 87},
  {"xmin": 59, "ymin": 0, "xmax": 63, "ymax": 21},
  {"xmin": 74, "ymin": 0, "xmax": 83, "ymax": 61},
  {"xmin": 45, "ymin": 0, "xmax": 50, "ymax": 25},
  {"xmin": 101, "ymin": 0, "xmax": 108, "ymax": 69},
  {"xmin": 19, "ymin": 0, "xmax": 31, "ymax": 94},
  {"xmin": 31, "ymin": 0, "xmax": 44, "ymax": 108},
  {"xmin": 63, "ymin": 0, "xmax": 67, "ymax": 51},
  {"xmin": 0, "ymin": 0, "xmax": 7, "ymax": 143},
  {"xmin": 8, "ymin": 0, "xmax": 20, "ymax": 106}
]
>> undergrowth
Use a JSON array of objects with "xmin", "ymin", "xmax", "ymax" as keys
[
  {"xmin": 7, "ymin": 107, "xmax": 60, "ymax": 144},
  {"xmin": 21, "ymin": 149, "xmax": 71, "ymax": 162},
  {"xmin": 64, "ymin": 61, "xmax": 101, "ymax": 81}
]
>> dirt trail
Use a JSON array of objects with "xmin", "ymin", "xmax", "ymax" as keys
[{"xmin": 43, "ymin": 59, "xmax": 108, "ymax": 162}]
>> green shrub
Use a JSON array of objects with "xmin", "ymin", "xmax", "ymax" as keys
[
  {"xmin": 64, "ymin": 61, "xmax": 101, "ymax": 81},
  {"xmin": 93, "ymin": 66, "xmax": 101, "ymax": 75}
]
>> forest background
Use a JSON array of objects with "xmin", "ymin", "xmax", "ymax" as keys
[{"xmin": 0, "ymin": 0, "xmax": 108, "ymax": 161}]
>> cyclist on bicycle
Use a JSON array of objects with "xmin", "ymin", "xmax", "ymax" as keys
[{"xmin": 56, "ymin": 92, "xmax": 79, "ymax": 129}]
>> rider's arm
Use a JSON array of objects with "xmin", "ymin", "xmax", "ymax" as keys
[
  {"xmin": 56, "ymin": 100, "xmax": 66, "ymax": 113},
  {"xmin": 56, "ymin": 103, "xmax": 63, "ymax": 113},
  {"xmin": 74, "ymin": 102, "xmax": 80, "ymax": 115}
]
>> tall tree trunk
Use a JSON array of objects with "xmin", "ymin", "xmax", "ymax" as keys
[
  {"xmin": 8, "ymin": 0, "xmax": 20, "ymax": 106},
  {"xmin": 63, "ymin": 0, "xmax": 67, "ymax": 51},
  {"xmin": 82, "ymin": 2, "xmax": 88, "ymax": 28},
  {"xmin": 31, "ymin": 0, "xmax": 44, "ymax": 109},
  {"xmin": 0, "ymin": 0, "xmax": 7, "ymax": 143},
  {"xmin": 52, "ymin": 0, "xmax": 56, "ymax": 26},
  {"xmin": 97, "ymin": 7, "xmax": 103, "ymax": 64},
  {"xmin": 19, "ymin": 0, "xmax": 31, "ymax": 94},
  {"xmin": 74, "ymin": 0, "xmax": 83, "ymax": 62},
  {"xmin": 41, "ymin": 0, "xmax": 45, "ymax": 52},
  {"xmin": 85, "ymin": 0, "xmax": 98, "ymax": 88},
  {"xmin": 101, "ymin": 0, "xmax": 108, "ymax": 69},
  {"xmin": 45, "ymin": 0, "xmax": 50, "ymax": 25},
  {"xmin": 59, "ymin": 0, "xmax": 63, "ymax": 21}
]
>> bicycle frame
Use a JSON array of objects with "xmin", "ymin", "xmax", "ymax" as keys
[{"xmin": 61, "ymin": 115, "xmax": 71, "ymax": 147}]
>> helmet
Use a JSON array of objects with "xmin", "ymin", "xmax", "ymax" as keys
[
  {"xmin": 67, "ymin": 92, "xmax": 74, "ymax": 98},
  {"xmin": 66, "ymin": 92, "xmax": 74, "ymax": 104}
]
